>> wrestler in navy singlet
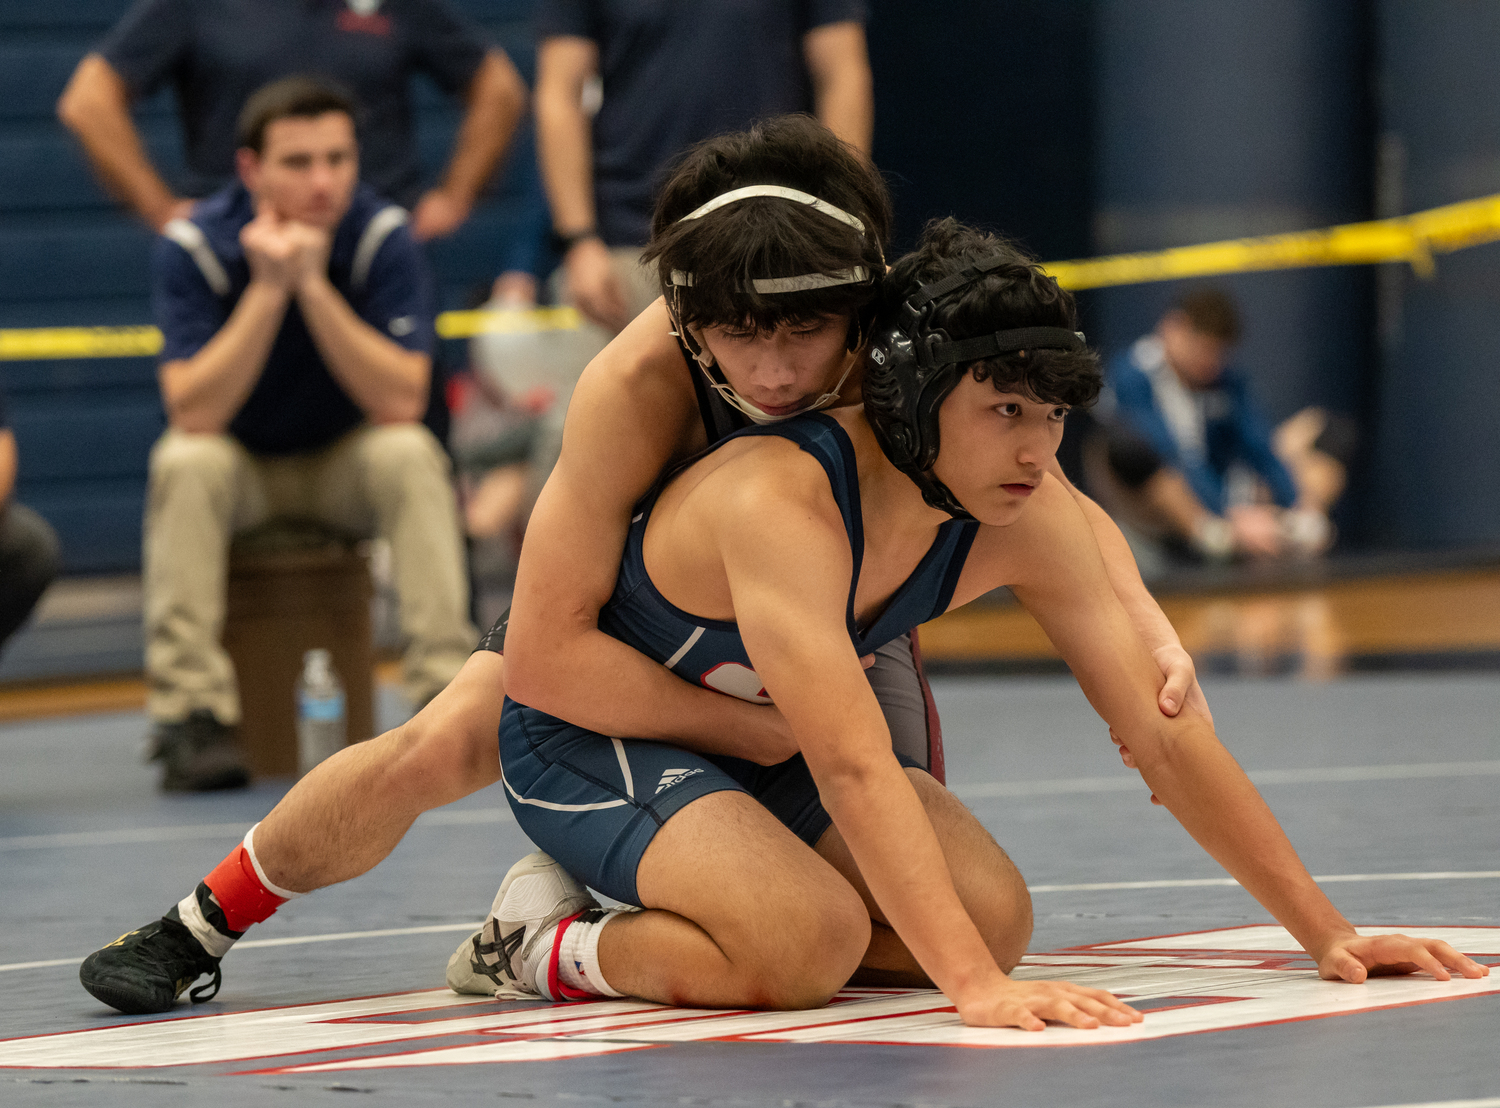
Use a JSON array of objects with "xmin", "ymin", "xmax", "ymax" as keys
[
  {"xmin": 497, "ymin": 413, "xmax": 978, "ymax": 905},
  {"xmin": 475, "ymin": 343, "xmax": 947, "ymax": 773}
]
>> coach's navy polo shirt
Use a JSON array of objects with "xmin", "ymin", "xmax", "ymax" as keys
[
  {"xmin": 99, "ymin": 0, "xmax": 489, "ymax": 206},
  {"xmin": 152, "ymin": 181, "xmax": 438, "ymax": 456},
  {"xmin": 536, "ymin": 0, "xmax": 867, "ymax": 248}
]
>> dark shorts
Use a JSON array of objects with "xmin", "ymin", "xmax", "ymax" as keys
[{"xmin": 498, "ymin": 694, "xmax": 919, "ymax": 906}]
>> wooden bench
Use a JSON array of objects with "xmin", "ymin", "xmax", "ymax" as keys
[{"xmin": 222, "ymin": 522, "xmax": 374, "ymax": 777}]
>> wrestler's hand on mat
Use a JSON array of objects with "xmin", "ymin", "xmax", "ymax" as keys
[
  {"xmin": 1314, "ymin": 933, "xmax": 1491, "ymax": 983},
  {"xmin": 1151, "ymin": 643, "xmax": 1212, "ymax": 726},
  {"xmin": 958, "ymin": 979, "xmax": 1143, "ymax": 1032}
]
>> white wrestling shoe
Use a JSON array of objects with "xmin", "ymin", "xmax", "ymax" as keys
[{"xmin": 445, "ymin": 851, "xmax": 599, "ymax": 1000}]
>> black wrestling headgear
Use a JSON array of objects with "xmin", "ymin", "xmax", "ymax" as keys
[{"xmin": 864, "ymin": 256, "xmax": 1087, "ymax": 520}]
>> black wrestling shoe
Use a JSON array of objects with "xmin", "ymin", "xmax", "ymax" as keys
[
  {"xmin": 151, "ymin": 709, "xmax": 250, "ymax": 792},
  {"xmin": 79, "ymin": 911, "xmax": 223, "ymax": 1015}
]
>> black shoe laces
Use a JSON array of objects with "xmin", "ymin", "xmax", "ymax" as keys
[{"xmin": 188, "ymin": 966, "xmax": 223, "ymax": 1004}]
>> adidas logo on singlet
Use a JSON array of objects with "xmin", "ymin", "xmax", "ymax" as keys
[{"xmin": 655, "ymin": 768, "xmax": 704, "ymax": 794}]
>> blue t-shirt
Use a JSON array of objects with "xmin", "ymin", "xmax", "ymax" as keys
[
  {"xmin": 99, "ymin": 0, "xmax": 489, "ymax": 206},
  {"xmin": 1106, "ymin": 337, "xmax": 1299, "ymax": 515},
  {"xmin": 152, "ymin": 181, "xmax": 438, "ymax": 455},
  {"xmin": 535, "ymin": 0, "xmax": 867, "ymax": 247}
]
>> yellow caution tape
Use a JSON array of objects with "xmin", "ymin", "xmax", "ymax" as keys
[
  {"xmin": 0, "ymin": 306, "xmax": 585, "ymax": 362},
  {"xmin": 6, "ymin": 192, "xmax": 1500, "ymax": 361},
  {"xmin": 0, "ymin": 325, "xmax": 164, "ymax": 361},
  {"xmin": 1043, "ymin": 191, "xmax": 1500, "ymax": 290},
  {"xmin": 434, "ymin": 304, "xmax": 582, "ymax": 340}
]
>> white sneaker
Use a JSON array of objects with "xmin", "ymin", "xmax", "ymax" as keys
[
  {"xmin": 445, "ymin": 926, "xmax": 504, "ymax": 996},
  {"xmin": 445, "ymin": 851, "xmax": 598, "ymax": 1000}
]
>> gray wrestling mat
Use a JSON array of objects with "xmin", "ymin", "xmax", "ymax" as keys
[{"xmin": 2, "ymin": 675, "xmax": 1497, "ymax": 1107}]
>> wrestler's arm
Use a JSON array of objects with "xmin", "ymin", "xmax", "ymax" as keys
[
  {"xmin": 994, "ymin": 478, "xmax": 1487, "ymax": 984},
  {"xmin": 502, "ymin": 302, "xmax": 795, "ymax": 762},
  {"xmin": 718, "ymin": 452, "xmax": 1140, "ymax": 1031},
  {"xmin": 1045, "ymin": 456, "xmax": 1209, "ymax": 722}
]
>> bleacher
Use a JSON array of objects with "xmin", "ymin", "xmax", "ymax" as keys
[{"xmin": 0, "ymin": 0, "xmax": 544, "ymax": 575}]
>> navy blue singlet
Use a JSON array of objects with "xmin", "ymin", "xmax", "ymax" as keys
[
  {"xmin": 496, "ymin": 412, "xmax": 977, "ymax": 906},
  {"xmin": 598, "ymin": 412, "xmax": 978, "ymax": 701}
]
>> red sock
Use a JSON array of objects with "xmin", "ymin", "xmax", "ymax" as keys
[{"xmin": 202, "ymin": 827, "xmax": 297, "ymax": 934}]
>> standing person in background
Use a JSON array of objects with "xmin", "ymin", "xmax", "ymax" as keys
[
  {"xmin": 141, "ymin": 77, "xmax": 476, "ymax": 793},
  {"xmin": 0, "ymin": 385, "xmax": 61, "ymax": 660},
  {"xmin": 1099, "ymin": 288, "xmax": 1354, "ymax": 564},
  {"xmin": 535, "ymin": 0, "xmax": 874, "ymax": 336},
  {"xmin": 56, "ymin": 0, "xmax": 527, "ymax": 242}
]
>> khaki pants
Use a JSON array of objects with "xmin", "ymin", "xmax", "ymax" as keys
[{"xmin": 143, "ymin": 424, "xmax": 478, "ymax": 723}]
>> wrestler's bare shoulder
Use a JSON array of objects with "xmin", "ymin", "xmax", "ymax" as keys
[
  {"xmin": 666, "ymin": 431, "xmax": 835, "ymax": 525},
  {"xmin": 570, "ymin": 299, "xmax": 706, "ymax": 459}
]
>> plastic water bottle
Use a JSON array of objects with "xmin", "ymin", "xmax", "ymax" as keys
[{"xmin": 296, "ymin": 648, "xmax": 346, "ymax": 777}]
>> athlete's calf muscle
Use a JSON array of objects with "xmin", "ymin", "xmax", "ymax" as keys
[{"xmin": 254, "ymin": 651, "xmax": 506, "ymax": 893}]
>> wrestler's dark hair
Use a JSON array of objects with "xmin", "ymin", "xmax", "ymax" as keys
[
  {"xmin": 642, "ymin": 114, "xmax": 891, "ymax": 335},
  {"xmin": 880, "ymin": 218, "xmax": 1102, "ymax": 410},
  {"xmin": 236, "ymin": 75, "xmax": 359, "ymax": 155}
]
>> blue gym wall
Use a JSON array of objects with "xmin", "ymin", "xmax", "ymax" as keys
[
  {"xmin": 1370, "ymin": 1, "xmax": 1500, "ymax": 548},
  {"xmin": 866, "ymin": 0, "xmax": 1094, "ymax": 262},
  {"xmin": 0, "ymin": 0, "xmax": 543, "ymax": 574}
]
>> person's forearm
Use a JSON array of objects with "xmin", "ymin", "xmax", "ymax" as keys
[
  {"xmin": 812, "ymin": 66, "xmax": 873, "ymax": 156},
  {"xmin": 815, "ymin": 741, "xmax": 1005, "ymax": 1001},
  {"xmin": 1137, "ymin": 725, "xmax": 1355, "ymax": 955},
  {"xmin": 295, "ymin": 275, "xmax": 428, "ymax": 423},
  {"xmin": 1068, "ymin": 480, "xmax": 1182, "ymax": 653},
  {"xmin": 160, "ymin": 281, "xmax": 288, "ymax": 433},
  {"xmin": 436, "ymin": 51, "xmax": 527, "ymax": 209},
  {"xmin": 535, "ymin": 81, "xmax": 597, "ymax": 234},
  {"xmin": 57, "ymin": 55, "xmax": 183, "ymax": 231},
  {"xmin": 804, "ymin": 24, "xmax": 874, "ymax": 156},
  {"xmin": 505, "ymin": 625, "xmax": 790, "ymax": 760},
  {"xmin": 0, "ymin": 431, "xmax": 17, "ymax": 505}
]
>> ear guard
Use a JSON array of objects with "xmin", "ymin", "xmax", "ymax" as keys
[{"xmin": 864, "ymin": 257, "xmax": 1086, "ymax": 519}]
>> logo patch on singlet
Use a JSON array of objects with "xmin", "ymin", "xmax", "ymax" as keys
[
  {"xmin": 700, "ymin": 662, "xmax": 772, "ymax": 704},
  {"xmin": 654, "ymin": 768, "xmax": 704, "ymax": 794}
]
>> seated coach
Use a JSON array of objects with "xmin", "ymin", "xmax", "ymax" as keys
[{"xmin": 145, "ymin": 76, "xmax": 476, "ymax": 791}]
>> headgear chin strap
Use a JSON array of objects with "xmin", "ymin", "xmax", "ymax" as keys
[
  {"xmin": 864, "ymin": 256, "xmax": 1087, "ymax": 520},
  {"xmin": 666, "ymin": 184, "xmax": 879, "ymax": 424},
  {"xmin": 684, "ymin": 330, "xmax": 860, "ymax": 425}
]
